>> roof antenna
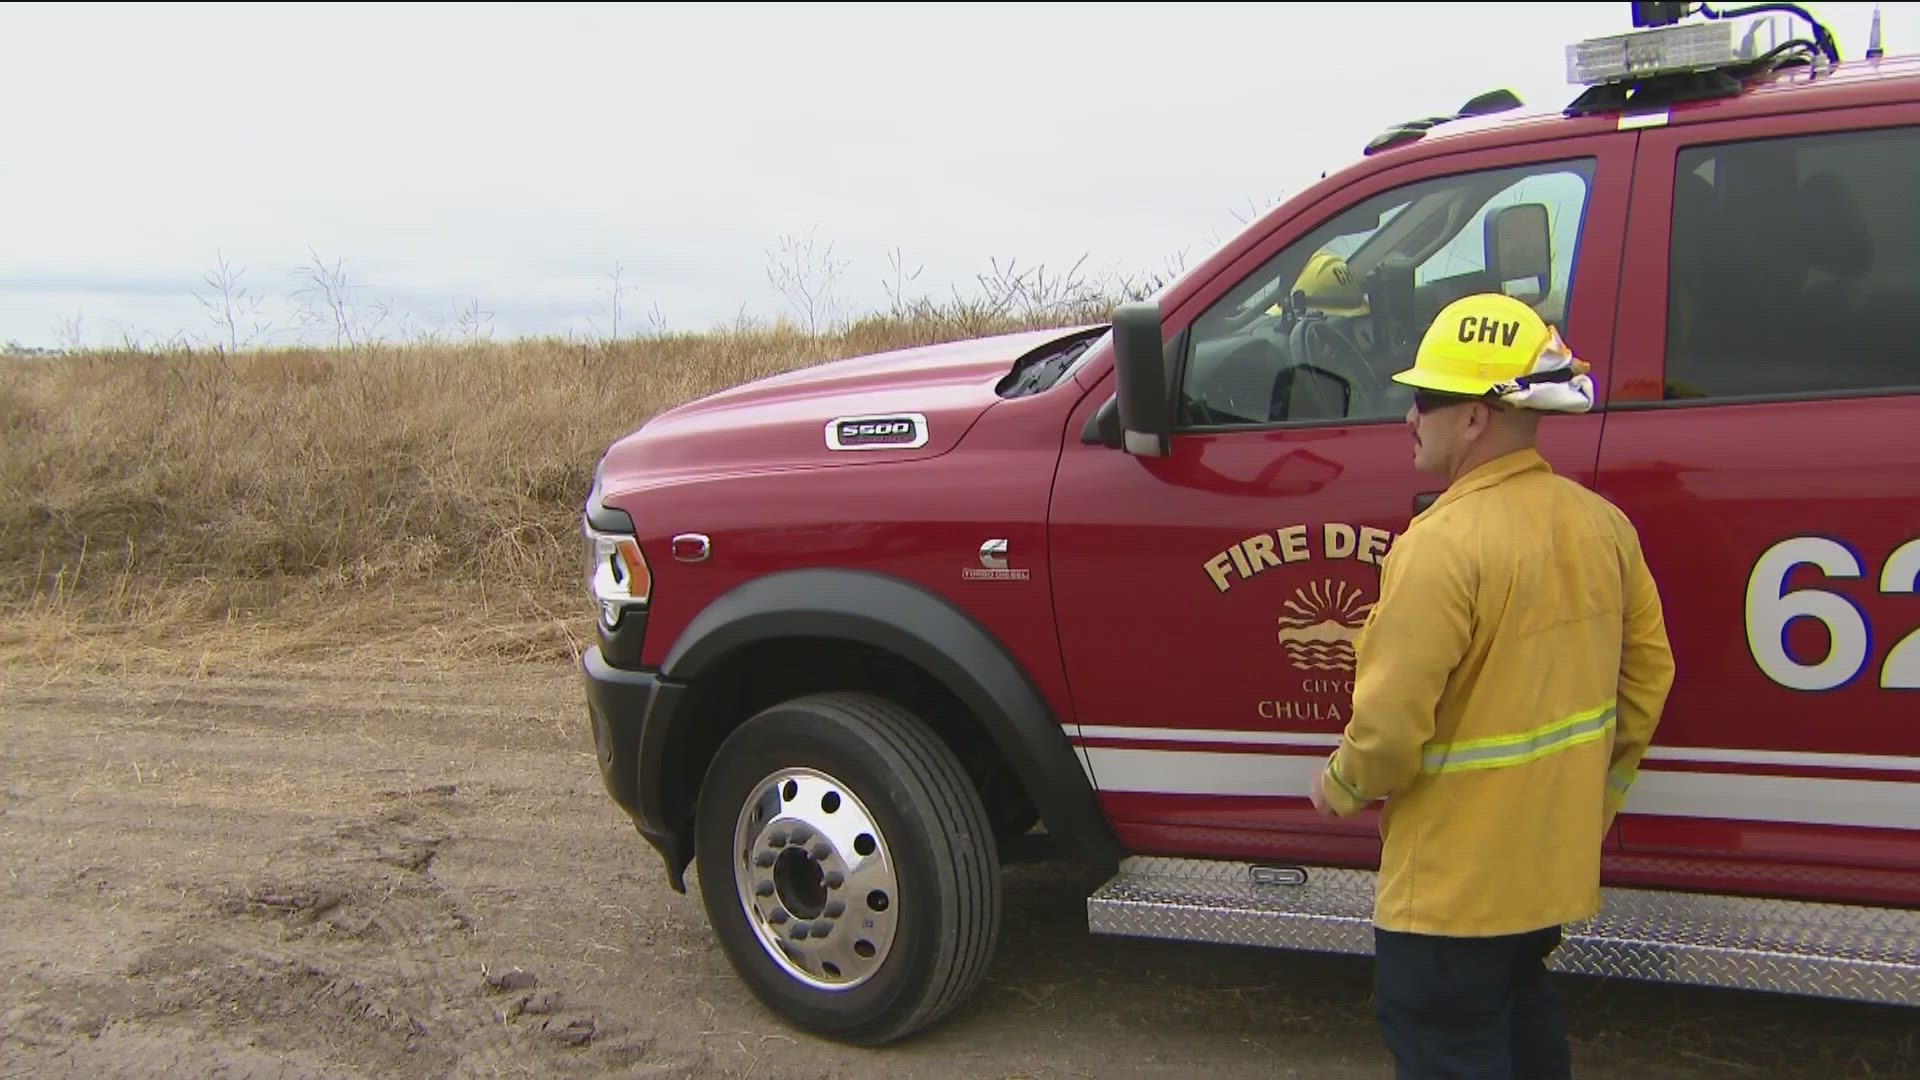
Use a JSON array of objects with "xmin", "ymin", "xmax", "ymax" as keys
[{"xmin": 1866, "ymin": 2, "xmax": 1883, "ymax": 60}]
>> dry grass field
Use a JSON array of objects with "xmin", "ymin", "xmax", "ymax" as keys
[{"xmin": 1, "ymin": 305, "xmax": 1096, "ymax": 675}]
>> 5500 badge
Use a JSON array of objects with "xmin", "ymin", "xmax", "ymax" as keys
[
  {"xmin": 1746, "ymin": 535, "xmax": 1920, "ymax": 691},
  {"xmin": 825, "ymin": 413, "xmax": 929, "ymax": 451}
]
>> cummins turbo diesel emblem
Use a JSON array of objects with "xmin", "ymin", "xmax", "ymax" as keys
[
  {"xmin": 965, "ymin": 538, "xmax": 1029, "ymax": 581},
  {"xmin": 825, "ymin": 412, "xmax": 929, "ymax": 451},
  {"xmin": 978, "ymin": 538, "xmax": 1008, "ymax": 569}
]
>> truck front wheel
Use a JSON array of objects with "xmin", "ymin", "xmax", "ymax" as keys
[{"xmin": 693, "ymin": 691, "xmax": 1003, "ymax": 1045}]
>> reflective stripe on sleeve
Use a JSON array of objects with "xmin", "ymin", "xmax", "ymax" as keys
[
  {"xmin": 1420, "ymin": 701, "xmax": 1618, "ymax": 775},
  {"xmin": 1607, "ymin": 761, "xmax": 1637, "ymax": 796}
]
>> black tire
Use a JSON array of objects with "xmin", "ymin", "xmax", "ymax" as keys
[{"xmin": 693, "ymin": 691, "xmax": 1003, "ymax": 1045}]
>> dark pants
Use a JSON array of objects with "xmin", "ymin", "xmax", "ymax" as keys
[{"xmin": 1372, "ymin": 924, "xmax": 1572, "ymax": 1080}]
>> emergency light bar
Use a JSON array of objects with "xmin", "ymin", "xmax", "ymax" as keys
[{"xmin": 1567, "ymin": 16, "xmax": 1778, "ymax": 85}]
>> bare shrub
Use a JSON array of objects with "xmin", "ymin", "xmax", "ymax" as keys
[
  {"xmin": 193, "ymin": 251, "xmax": 274, "ymax": 353},
  {"xmin": 765, "ymin": 227, "xmax": 850, "ymax": 333},
  {"xmin": 291, "ymin": 248, "xmax": 392, "ymax": 349}
]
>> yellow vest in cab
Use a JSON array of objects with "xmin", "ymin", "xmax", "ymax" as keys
[{"xmin": 1320, "ymin": 448, "xmax": 1675, "ymax": 938}]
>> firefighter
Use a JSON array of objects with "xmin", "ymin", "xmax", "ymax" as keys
[{"xmin": 1308, "ymin": 292, "xmax": 1676, "ymax": 1079}]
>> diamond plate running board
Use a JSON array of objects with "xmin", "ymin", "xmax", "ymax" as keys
[{"xmin": 1086, "ymin": 857, "xmax": 1920, "ymax": 1007}]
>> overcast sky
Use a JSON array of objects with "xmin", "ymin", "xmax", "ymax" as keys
[{"xmin": 2, "ymin": 1, "xmax": 1909, "ymax": 349}]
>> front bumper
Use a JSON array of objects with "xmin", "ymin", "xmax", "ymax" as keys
[{"xmin": 582, "ymin": 644, "xmax": 691, "ymax": 889}]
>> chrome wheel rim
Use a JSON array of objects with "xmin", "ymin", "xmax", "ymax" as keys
[{"xmin": 731, "ymin": 766, "xmax": 900, "ymax": 991}]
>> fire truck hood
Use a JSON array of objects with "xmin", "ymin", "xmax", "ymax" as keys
[{"xmin": 596, "ymin": 325, "xmax": 1095, "ymax": 485}]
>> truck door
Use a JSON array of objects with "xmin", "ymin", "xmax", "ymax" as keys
[
  {"xmin": 1597, "ymin": 105, "xmax": 1920, "ymax": 892},
  {"xmin": 1050, "ymin": 132, "xmax": 1635, "ymax": 863}
]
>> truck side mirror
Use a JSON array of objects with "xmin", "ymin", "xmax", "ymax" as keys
[
  {"xmin": 1486, "ymin": 203, "xmax": 1552, "ymax": 306},
  {"xmin": 1081, "ymin": 394, "xmax": 1124, "ymax": 448},
  {"xmin": 1112, "ymin": 301, "xmax": 1173, "ymax": 458}
]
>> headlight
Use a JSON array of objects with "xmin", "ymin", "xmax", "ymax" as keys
[{"xmin": 582, "ymin": 516, "xmax": 651, "ymax": 630}]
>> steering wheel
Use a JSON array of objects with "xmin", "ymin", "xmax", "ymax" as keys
[{"xmin": 1287, "ymin": 315, "xmax": 1388, "ymax": 399}]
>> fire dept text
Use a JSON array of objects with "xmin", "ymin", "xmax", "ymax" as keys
[{"xmin": 1205, "ymin": 522, "xmax": 1397, "ymax": 593}]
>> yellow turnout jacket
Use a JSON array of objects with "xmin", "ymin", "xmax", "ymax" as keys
[{"xmin": 1320, "ymin": 448, "xmax": 1675, "ymax": 937}]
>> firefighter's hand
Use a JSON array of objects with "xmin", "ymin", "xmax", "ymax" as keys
[{"xmin": 1310, "ymin": 768, "xmax": 1339, "ymax": 819}]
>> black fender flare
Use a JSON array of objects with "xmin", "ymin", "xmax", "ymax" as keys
[{"xmin": 656, "ymin": 568, "xmax": 1120, "ymax": 882}]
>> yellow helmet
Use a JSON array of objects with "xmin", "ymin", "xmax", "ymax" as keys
[
  {"xmin": 1265, "ymin": 250, "xmax": 1369, "ymax": 318},
  {"xmin": 1392, "ymin": 292, "xmax": 1595, "ymax": 413}
]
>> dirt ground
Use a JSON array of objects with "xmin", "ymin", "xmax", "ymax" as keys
[{"xmin": 2, "ymin": 661, "xmax": 1914, "ymax": 1080}]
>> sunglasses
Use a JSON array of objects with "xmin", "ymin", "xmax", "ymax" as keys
[{"xmin": 1412, "ymin": 389, "xmax": 1490, "ymax": 414}]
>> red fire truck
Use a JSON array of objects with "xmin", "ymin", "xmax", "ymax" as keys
[{"xmin": 581, "ymin": 1, "xmax": 1920, "ymax": 1045}]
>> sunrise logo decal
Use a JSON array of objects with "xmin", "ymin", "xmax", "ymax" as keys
[{"xmin": 1275, "ymin": 580, "xmax": 1372, "ymax": 674}]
